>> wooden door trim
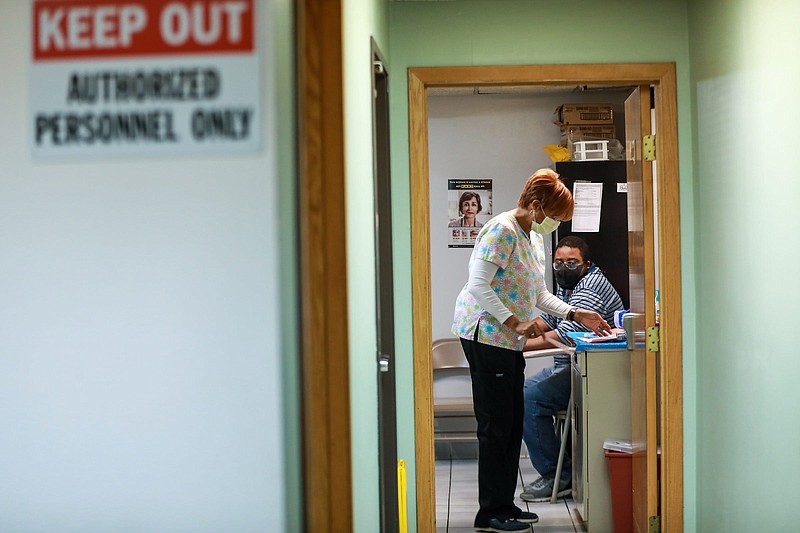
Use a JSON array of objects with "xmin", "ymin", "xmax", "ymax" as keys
[
  {"xmin": 654, "ymin": 66, "xmax": 683, "ymax": 533},
  {"xmin": 298, "ymin": 1, "xmax": 353, "ymax": 531},
  {"xmin": 408, "ymin": 63, "xmax": 683, "ymax": 533}
]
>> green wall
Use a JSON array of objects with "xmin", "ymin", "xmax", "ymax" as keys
[
  {"xmin": 688, "ymin": 0, "xmax": 800, "ymax": 530},
  {"xmin": 343, "ymin": 1, "xmax": 390, "ymax": 532},
  {"xmin": 387, "ymin": 2, "xmax": 698, "ymax": 531},
  {"xmin": 276, "ymin": 0, "xmax": 302, "ymax": 527}
]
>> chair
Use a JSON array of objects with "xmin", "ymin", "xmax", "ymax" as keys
[{"xmin": 431, "ymin": 338, "xmax": 477, "ymax": 457}]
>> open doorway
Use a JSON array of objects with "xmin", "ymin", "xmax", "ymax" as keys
[
  {"xmin": 427, "ymin": 86, "xmax": 635, "ymax": 530},
  {"xmin": 408, "ymin": 64, "xmax": 683, "ymax": 533}
]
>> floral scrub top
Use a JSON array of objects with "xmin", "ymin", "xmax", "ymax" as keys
[{"xmin": 451, "ymin": 210, "xmax": 547, "ymax": 351}]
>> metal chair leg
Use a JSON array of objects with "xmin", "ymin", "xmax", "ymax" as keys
[{"xmin": 551, "ymin": 391, "xmax": 573, "ymax": 504}]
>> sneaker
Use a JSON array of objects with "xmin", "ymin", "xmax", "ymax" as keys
[
  {"xmin": 514, "ymin": 510, "xmax": 539, "ymax": 523},
  {"xmin": 523, "ymin": 472, "xmax": 568, "ymax": 490},
  {"xmin": 519, "ymin": 475, "xmax": 571, "ymax": 502},
  {"xmin": 523, "ymin": 474, "xmax": 543, "ymax": 490},
  {"xmin": 474, "ymin": 518, "xmax": 532, "ymax": 532}
]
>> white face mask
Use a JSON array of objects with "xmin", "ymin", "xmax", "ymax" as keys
[{"xmin": 531, "ymin": 216, "xmax": 560, "ymax": 235}]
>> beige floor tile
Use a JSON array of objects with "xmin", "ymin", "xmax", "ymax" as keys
[{"xmin": 436, "ymin": 455, "xmax": 579, "ymax": 533}]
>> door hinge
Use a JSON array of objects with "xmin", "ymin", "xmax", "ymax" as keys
[
  {"xmin": 647, "ymin": 325, "xmax": 660, "ymax": 352},
  {"xmin": 643, "ymin": 134, "xmax": 656, "ymax": 161},
  {"xmin": 649, "ymin": 515, "xmax": 661, "ymax": 533}
]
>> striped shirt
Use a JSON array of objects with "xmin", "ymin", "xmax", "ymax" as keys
[{"xmin": 541, "ymin": 265, "xmax": 624, "ymax": 366}]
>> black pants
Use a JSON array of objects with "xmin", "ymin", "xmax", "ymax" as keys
[{"xmin": 460, "ymin": 336, "xmax": 525, "ymax": 526}]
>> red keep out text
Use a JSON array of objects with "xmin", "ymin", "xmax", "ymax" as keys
[{"xmin": 33, "ymin": 0, "xmax": 254, "ymax": 60}]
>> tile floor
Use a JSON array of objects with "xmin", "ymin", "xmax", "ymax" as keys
[{"xmin": 435, "ymin": 456, "xmax": 585, "ymax": 533}]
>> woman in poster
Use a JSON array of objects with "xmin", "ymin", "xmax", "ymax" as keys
[{"xmin": 448, "ymin": 191, "xmax": 484, "ymax": 227}]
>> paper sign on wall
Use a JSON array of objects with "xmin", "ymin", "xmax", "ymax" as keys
[
  {"xmin": 571, "ymin": 181, "xmax": 603, "ymax": 232},
  {"xmin": 29, "ymin": 0, "xmax": 261, "ymax": 160}
]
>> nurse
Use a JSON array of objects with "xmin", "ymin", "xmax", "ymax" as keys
[{"xmin": 451, "ymin": 168, "xmax": 610, "ymax": 533}]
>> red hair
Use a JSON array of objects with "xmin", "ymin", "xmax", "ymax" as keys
[{"xmin": 517, "ymin": 168, "xmax": 573, "ymax": 220}]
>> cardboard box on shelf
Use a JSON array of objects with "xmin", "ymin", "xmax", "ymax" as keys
[
  {"xmin": 559, "ymin": 124, "xmax": 615, "ymax": 144},
  {"xmin": 554, "ymin": 103, "xmax": 614, "ymax": 125}
]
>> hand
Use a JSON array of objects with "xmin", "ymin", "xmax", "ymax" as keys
[
  {"xmin": 574, "ymin": 309, "xmax": 612, "ymax": 336},
  {"xmin": 505, "ymin": 316, "xmax": 547, "ymax": 338},
  {"xmin": 516, "ymin": 319, "xmax": 547, "ymax": 339}
]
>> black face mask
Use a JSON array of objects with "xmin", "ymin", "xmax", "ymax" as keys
[{"xmin": 555, "ymin": 265, "xmax": 586, "ymax": 290}]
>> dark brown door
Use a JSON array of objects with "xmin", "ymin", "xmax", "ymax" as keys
[{"xmin": 372, "ymin": 48, "xmax": 399, "ymax": 533}]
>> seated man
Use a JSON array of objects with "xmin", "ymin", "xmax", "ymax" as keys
[{"xmin": 520, "ymin": 236, "xmax": 624, "ymax": 502}]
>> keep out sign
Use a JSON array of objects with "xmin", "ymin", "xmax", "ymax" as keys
[{"xmin": 30, "ymin": 0, "xmax": 262, "ymax": 159}]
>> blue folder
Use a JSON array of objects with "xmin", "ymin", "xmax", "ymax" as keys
[{"xmin": 565, "ymin": 330, "xmax": 628, "ymax": 351}]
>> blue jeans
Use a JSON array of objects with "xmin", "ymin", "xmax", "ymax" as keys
[{"xmin": 522, "ymin": 363, "xmax": 571, "ymax": 481}]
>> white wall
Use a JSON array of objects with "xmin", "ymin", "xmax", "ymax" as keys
[
  {"xmin": 428, "ymin": 92, "xmax": 629, "ymax": 342},
  {"xmin": 0, "ymin": 2, "xmax": 295, "ymax": 531},
  {"xmin": 429, "ymin": 93, "xmax": 557, "ymax": 343},
  {"xmin": 427, "ymin": 92, "xmax": 630, "ymax": 395}
]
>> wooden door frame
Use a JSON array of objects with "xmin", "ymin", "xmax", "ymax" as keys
[
  {"xmin": 408, "ymin": 63, "xmax": 683, "ymax": 533},
  {"xmin": 298, "ymin": 0, "xmax": 353, "ymax": 531}
]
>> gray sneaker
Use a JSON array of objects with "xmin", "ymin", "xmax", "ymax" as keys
[
  {"xmin": 519, "ymin": 475, "xmax": 571, "ymax": 502},
  {"xmin": 523, "ymin": 474, "xmax": 543, "ymax": 490}
]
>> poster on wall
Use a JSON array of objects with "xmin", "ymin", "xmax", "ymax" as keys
[
  {"xmin": 447, "ymin": 178, "xmax": 492, "ymax": 248},
  {"xmin": 29, "ymin": 0, "xmax": 261, "ymax": 160}
]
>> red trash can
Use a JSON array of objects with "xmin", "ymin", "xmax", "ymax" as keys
[{"xmin": 604, "ymin": 450, "xmax": 633, "ymax": 533}]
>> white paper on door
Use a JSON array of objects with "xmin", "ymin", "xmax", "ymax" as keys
[{"xmin": 571, "ymin": 181, "xmax": 603, "ymax": 232}]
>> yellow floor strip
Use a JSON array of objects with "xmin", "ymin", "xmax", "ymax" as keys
[{"xmin": 398, "ymin": 459, "xmax": 408, "ymax": 533}]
